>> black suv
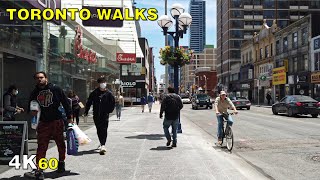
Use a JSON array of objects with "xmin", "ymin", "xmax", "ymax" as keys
[{"xmin": 192, "ymin": 94, "xmax": 212, "ymax": 110}]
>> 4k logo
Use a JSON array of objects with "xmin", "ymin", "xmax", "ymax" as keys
[{"xmin": 9, "ymin": 155, "xmax": 58, "ymax": 170}]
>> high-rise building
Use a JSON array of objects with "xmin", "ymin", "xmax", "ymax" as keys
[
  {"xmin": 217, "ymin": 0, "xmax": 320, "ymax": 92},
  {"xmin": 189, "ymin": 0, "xmax": 206, "ymax": 53}
]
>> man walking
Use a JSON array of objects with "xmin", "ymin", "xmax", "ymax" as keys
[
  {"xmin": 141, "ymin": 95, "xmax": 146, "ymax": 113},
  {"xmin": 84, "ymin": 77, "xmax": 115, "ymax": 155},
  {"xmin": 160, "ymin": 87, "xmax": 183, "ymax": 147},
  {"xmin": 266, "ymin": 92, "xmax": 272, "ymax": 105},
  {"xmin": 147, "ymin": 92, "xmax": 154, "ymax": 113},
  {"xmin": 24, "ymin": 72, "xmax": 72, "ymax": 179}
]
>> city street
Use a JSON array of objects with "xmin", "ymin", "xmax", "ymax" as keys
[
  {"xmin": 183, "ymin": 104, "xmax": 320, "ymax": 180},
  {"xmin": 1, "ymin": 103, "xmax": 319, "ymax": 179}
]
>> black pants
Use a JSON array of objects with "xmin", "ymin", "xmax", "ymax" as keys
[
  {"xmin": 93, "ymin": 113, "xmax": 109, "ymax": 146},
  {"xmin": 72, "ymin": 108, "xmax": 80, "ymax": 125}
]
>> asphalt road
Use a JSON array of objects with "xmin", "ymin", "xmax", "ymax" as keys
[{"xmin": 182, "ymin": 104, "xmax": 320, "ymax": 180}]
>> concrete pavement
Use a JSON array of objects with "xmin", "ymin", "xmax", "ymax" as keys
[{"xmin": 0, "ymin": 103, "xmax": 268, "ymax": 180}]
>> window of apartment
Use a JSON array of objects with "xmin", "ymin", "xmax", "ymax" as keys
[
  {"xmin": 253, "ymin": 11, "xmax": 263, "ymax": 16},
  {"xmin": 278, "ymin": 20, "xmax": 289, "ymax": 28},
  {"xmin": 277, "ymin": 0, "xmax": 289, "ymax": 9},
  {"xmin": 230, "ymin": 20, "xmax": 244, "ymax": 28},
  {"xmin": 276, "ymin": 40, "xmax": 280, "ymax": 55},
  {"xmin": 260, "ymin": 48, "xmax": 263, "ymax": 59},
  {"xmin": 231, "ymin": 50, "xmax": 241, "ymax": 59},
  {"xmin": 263, "ymin": 10, "xmax": 275, "ymax": 19},
  {"xmin": 283, "ymin": 37, "xmax": 288, "ymax": 52},
  {"xmin": 231, "ymin": 30, "xmax": 243, "ymax": 38},
  {"xmin": 303, "ymin": 54, "xmax": 309, "ymax": 71},
  {"xmin": 264, "ymin": 0, "xmax": 275, "ymax": 8},
  {"xmin": 243, "ymin": 0, "xmax": 252, "ymax": 5},
  {"xmin": 289, "ymin": 1, "xmax": 299, "ymax": 6},
  {"xmin": 292, "ymin": 32, "xmax": 298, "ymax": 49},
  {"xmin": 231, "ymin": 40, "xmax": 242, "ymax": 48},
  {"xmin": 302, "ymin": 27, "xmax": 308, "ymax": 45},
  {"xmin": 231, "ymin": 0, "xmax": 242, "ymax": 8},
  {"xmin": 310, "ymin": 1, "xmax": 320, "ymax": 9},
  {"xmin": 265, "ymin": 45, "xmax": 269, "ymax": 58},
  {"xmin": 231, "ymin": 10, "xmax": 243, "ymax": 18},
  {"xmin": 253, "ymin": 0, "xmax": 262, "ymax": 5},
  {"xmin": 277, "ymin": 10, "xmax": 289, "ymax": 19},
  {"xmin": 244, "ymin": 11, "xmax": 253, "ymax": 16},
  {"xmin": 270, "ymin": 43, "xmax": 273, "ymax": 56},
  {"xmin": 293, "ymin": 57, "xmax": 298, "ymax": 72}
]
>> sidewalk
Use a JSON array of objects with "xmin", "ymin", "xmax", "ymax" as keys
[{"xmin": 1, "ymin": 104, "xmax": 268, "ymax": 180}]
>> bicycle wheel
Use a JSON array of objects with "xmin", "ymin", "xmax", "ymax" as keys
[{"xmin": 226, "ymin": 126, "xmax": 234, "ymax": 151}]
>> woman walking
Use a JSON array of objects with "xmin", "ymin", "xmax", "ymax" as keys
[
  {"xmin": 115, "ymin": 91, "xmax": 124, "ymax": 120},
  {"xmin": 68, "ymin": 91, "xmax": 81, "ymax": 125}
]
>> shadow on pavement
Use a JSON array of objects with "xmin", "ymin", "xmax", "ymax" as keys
[
  {"xmin": 1, "ymin": 171, "xmax": 80, "ymax": 180},
  {"xmin": 74, "ymin": 149, "xmax": 98, "ymax": 156},
  {"xmin": 125, "ymin": 134, "xmax": 165, "ymax": 140},
  {"xmin": 212, "ymin": 145, "xmax": 232, "ymax": 154},
  {"xmin": 150, "ymin": 146, "xmax": 172, "ymax": 151}
]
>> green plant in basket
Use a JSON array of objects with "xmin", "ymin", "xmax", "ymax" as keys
[{"xmin": 159, "ymin": 46, "xmax": 194, "ymax": 66}]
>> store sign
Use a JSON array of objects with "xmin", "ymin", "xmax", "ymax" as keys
[
  {"xmin": 311, "ymin": 72, "xmax": 320, "ymax": 83},
  {"xmin": 297, "ymin": 75, "xmax": 307, "ymax": 83},
  {"xmin": 241, "ymin": 84, "xmax": 250, "ymax": 89},
  {"xmin": 130, "ymin": 63, "xmax": 142, "ymax": 73},
  {"xmin": 82, "ymin": 6, "xmax": 123, "ymax": 27},
  {"xmin": 74, "ymin": 26, "xmax": 97, "ymax": 63},
  {"xmin": 272, "ymin": 67, "xmax": 286, "ymax": 85},
  {"xmin": 315, "ymin": 37, "xmax": 320, "ymax": 50},
  {"xmin": 27, "ymin": 0, "xmax": 61, "ymax": 25},
  {"xmin": 121, "ymin": 81, "xmax": 136, "ymax": 88},
  {"xmin": 116, "ymin": 53, "xmax": 136, "ymax": 64},
  {"xmin": 248, "ymin": 69, "xmax": 253, "ymax": 79}
]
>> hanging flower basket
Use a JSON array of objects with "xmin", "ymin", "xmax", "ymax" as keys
[{"xmin": 159, "ymin": 46, "xmax": 194, "ymax": 66}]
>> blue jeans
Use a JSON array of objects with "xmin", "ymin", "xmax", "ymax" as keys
[
  {"xmin": 163, "ymin": 118, "xmax": 179, "ymax": 144},
  {"xmin": 116, "ymin": 104, "xmax": 122, "ymax": 118},
  {"xmin": 216, "ymin": 114, "xmax": 234, "ymax": 139}
]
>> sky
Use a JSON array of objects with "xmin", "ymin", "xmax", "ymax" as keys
[{"xmin": 136, "ymin": 0, "xmax": 216, "ymax": 83}]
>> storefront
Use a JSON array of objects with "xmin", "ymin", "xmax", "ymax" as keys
[
  {"xmin": 273, "ymin": 67, "xmax": 287, "ymax": 101},
  {"xmin": 121, "ymin": 79, "xmax": 147, "ymax": 105},
  {"xmin": 311, "ymin": 72, "xmax": 320, "ymax": 98},
  {"xmin": 240, "ymin": 82, "xmax": 253, "ymax": 101},
  {"xmin": 311, "ymin": 35, "xmax": 320, "ymax": 98}
]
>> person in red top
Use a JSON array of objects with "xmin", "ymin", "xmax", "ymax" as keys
[{"xmin": 24, "ymin": 72, "xmax": 73, "ymax": 180}]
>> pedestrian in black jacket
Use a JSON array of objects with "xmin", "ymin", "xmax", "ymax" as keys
[
  {"xmin": 2, "ymin": 85, "xmax": 24, "ymax": 121},
  {"xmin": 24, "ymin": 72, "xmax": 72, "ymax": 180},
  {"xmin": 160, "ymin": 87, "xmax": 183, "ymax": 148},
  {"xmin": 84, "ymin": 77, "xmax": 115, "ymax": 155}
]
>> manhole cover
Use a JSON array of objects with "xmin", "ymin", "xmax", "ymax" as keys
[{"xmin": 312, "ymin": 155, "xmax": 320, "ymax": 162}]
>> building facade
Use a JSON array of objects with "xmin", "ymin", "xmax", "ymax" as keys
[
  {"xmin": 240, "ymin": 39, "xmax": 255, "ymax": 101},
  {"xmin": 217, "ymin": 0, "xmax": 320, "ymax": 95},
  {"xmin": 181, "ymin": 46, "xmax": 217, "ymax": 95},
  {"xmin": 189, "ymin": 0, "xmax": 206, "ymax": 53},
  {"xmin": 274, "ymin": 14, "xmax": 320, "ymax": 101}
]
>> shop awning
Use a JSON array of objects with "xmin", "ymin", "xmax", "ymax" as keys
[{"xmin": 62, "ymin": 0, "xmax": 144, "ymax": 58}]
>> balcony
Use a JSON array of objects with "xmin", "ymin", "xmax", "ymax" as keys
[
  {"xmin": 244, "ymin": 5, "xmax": 254, "ymax": 9},
  {"xmin": 244, "ymin": 25, "xmax": 253, "ymax": 29},
  {"xmin": 300, "ymin": 6, "xmax": 309, "ymax": 10},
  {"xmin": 244, "ymin": 15, "xmax": 254, "ymax": 19},
  {"xmin": 254, "ymin": 15, "xmax": 263, "ymax": 20},
  {"xmin": 290, "ymin": 15, "xmax": 299, "ymax": 20},
  {"xmin": 254, "ymin": 25, "xmax": 261, "ymax": 30},
  {"xmin": 254, "ymin": 5, "xmax": 263, "ymax": 9},
  {"xmin": 244, "ymin": 35, "xmax": 253, "ymax": 39},
  {"xmin": 289, "ymin": 6, "xmax": 299, "ymax": 10}
]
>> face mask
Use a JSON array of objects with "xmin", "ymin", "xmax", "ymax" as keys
[
  {"xmin": 15, "ymin": 90, "xmax": 19, "ymax": 95},
  {"xmin": 100, "ymin": 83, "xmax": 107, "ymax": 89}
]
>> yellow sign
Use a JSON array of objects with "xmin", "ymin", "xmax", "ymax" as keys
[
  {"xmin": 272, "ymin": 66, "xmax": 286, "ymax": 85},
  {"xmin": 311, "ymin": 72, "xmax": 320, "ymax": 83}
]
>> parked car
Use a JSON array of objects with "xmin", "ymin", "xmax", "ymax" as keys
[
  {"xmin": 229, "ymin": 97, "xmax": 251, "ymax": 110},
  {"xmin": 192, "ymin": 94, "xmax": 213, "ymax": 110},
  {"xmin": 272, "ymin": 95, "xmax": 320, "ymax": 117},
  {"xmin": 181, "ymin": 95, "xmax": 191, "ymax": 104}
]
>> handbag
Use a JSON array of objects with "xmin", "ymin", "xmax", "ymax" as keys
[{"xmin": 78, "ymin": 102, "xmax": 85, "ymax": 109}]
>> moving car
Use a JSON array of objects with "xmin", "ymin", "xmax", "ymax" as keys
[
  {"xmin": 272, "ymin": 95, "xmax": 320, "ymax": 117},
  {"xmin": 181, "ymin": 95, "xmax": 191, "ymax": 104},
  {"xmin": 229, "ymin": 97, "xmax": 251, "ymax": 110},
  {"xmin": 192, "ymin": 94, "xmax": 212, "ymax": 110}
]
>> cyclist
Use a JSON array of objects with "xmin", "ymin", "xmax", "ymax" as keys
[{"xmin": 214, "ymin": 91, "xmax": 238, "ymax": 145}]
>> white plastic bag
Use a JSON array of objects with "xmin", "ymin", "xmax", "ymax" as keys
[
  {"xmin": 30, "ymin": 100, "xmax": 40, "ymax": 130},
  {"xmin": 71, "ymin": 124, "xmax": 91, "ymax": 145}
]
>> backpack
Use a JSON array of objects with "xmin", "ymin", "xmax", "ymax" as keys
[{"xmin": 164, "ymin": 95, "xmax": 180, "ymax": 113}]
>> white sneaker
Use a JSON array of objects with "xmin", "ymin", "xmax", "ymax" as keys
[
  {"xmin": 97, "ymin": 144, "xmax": 101, "ymax": 150},
  {"xmin": 99, "ymin": 145, "xmax": 106, "ymax": 155}
]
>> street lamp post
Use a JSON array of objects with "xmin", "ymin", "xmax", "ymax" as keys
[{"xmin": 158, "ymin": 3, "xmax": 192, "ymax": 133}]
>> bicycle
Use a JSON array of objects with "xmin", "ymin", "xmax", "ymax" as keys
[{"xmin": 220, "ymin": 112, "xmax": 236, "ymax": 152}]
